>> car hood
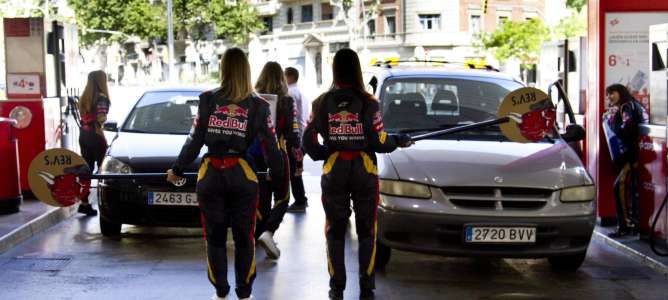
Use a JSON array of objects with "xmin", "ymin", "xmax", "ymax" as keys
[
  {"xmin": 383, "ymin": 139, "xmax": 591, "ymax": 189},
  {"xmin": 108, "ymin": 132, "xmax": 206, "ymax": 172}
]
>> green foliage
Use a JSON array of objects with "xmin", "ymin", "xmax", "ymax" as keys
[
  {"xmin": 477, "ymin": 19, "xmax": 550, "ymax": 68},
  {"xmin": 553, "ymin": 10, "xmax": 587, "ymax": 40},
  {"xmin": 68, "ymin": 0, "xmax": 264, "ymax": 47},
  {"xmin": 68, "ymin": 0, "xmax": 162, "ymax": 46},
  {"xmin": 566, "ymin": 0, "xmax": 586, "ymax": 13},
  {"xmin": 209, "ymin": 1, "xmax": 264, "ymax": 46}
]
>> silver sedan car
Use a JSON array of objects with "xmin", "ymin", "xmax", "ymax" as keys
[{"xmin": 366, "ymin": 65, "xmax": 595, "ymax": 272}]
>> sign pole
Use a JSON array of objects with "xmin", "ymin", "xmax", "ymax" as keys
[{"xmin": 167, "ymin": 0, "xmax": 175, "ymax": 83}]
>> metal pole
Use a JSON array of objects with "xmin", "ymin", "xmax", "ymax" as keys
[
  {"xmin": 410, "ymin": 117, "xmax": 510, "ymax": 141},
  {"xmin": 167, "ymin": 0, "xmax": 175, "ymax": 83}
]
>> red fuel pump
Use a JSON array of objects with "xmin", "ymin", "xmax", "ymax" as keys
[
  {"xmin": 1, "ymin": 17, "xmax": 77, "ymax": 195},
  {"xmin": 0, "ymin": 117, "xmax": 21, "ymax": 213},
  {"xmin": 587, "ymin": 1, "xmax": 668, "ymax": 244}
]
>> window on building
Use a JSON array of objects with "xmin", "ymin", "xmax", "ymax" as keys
[
  {"xmin": 330, "ymin": 42, "xmax": 349, "ymax": 53},
  {"xmin": 386, "ymin": 15, "xmax": 396, "ymax": 36},
  {"xmin": 301, "ymin": 5, "xmax": 313, "ymax": 23},
  {"xmin": 419, "ymin": 14, "xmax": 441, "ymax": 31},
  {"xmin": 367, "ymin": 20, "xmax": 376, "ymax": 38},
  {"xmin": 470, "ymin": 15, "xmax": 481, "ymax": 33},
  {"xmin": 498, "ymin": 15, "xmax": 509, "ymax": 25},
  {"xmin": 287, "ymin": 7, "xmax": 293, "ymax": 24},
  {"xmin": 262, "ymin": 16, "xmax": 273, "ymax": 34},
  {"xmin": 322, "ymin": 3, "xmax": 334, "ymax": 20}
]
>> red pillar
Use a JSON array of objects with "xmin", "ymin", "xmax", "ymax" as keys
[{"xmin": 586, "ymin": 1, "xmax": 668, "ymax": 227}]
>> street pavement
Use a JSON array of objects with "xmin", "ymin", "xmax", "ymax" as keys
[{"xmin": 0, "ymin": 159, "xmax": 667, "ymax": 300}]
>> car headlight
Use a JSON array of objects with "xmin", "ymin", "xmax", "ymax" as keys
[
  {"xmin": 560, "ymin": 185, "xmax": 595, "ymax": 202},
  {"xmin": 100, "ymin": 156, "xmax": 132, "ymax": 174},
  {"xmin": 379, "ymin": 179, "xmax": 432, "ymax": 199}
]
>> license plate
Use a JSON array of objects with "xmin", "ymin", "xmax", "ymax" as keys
[
  {"xmin": 465, "ymin": 226, "xmax": 536, "ymax": 243},
  {"xmin": 148, "ymin": 192, "xmax": 198, "ymax": 206}
]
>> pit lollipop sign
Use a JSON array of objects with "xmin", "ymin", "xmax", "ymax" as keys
[
  {"xmin": 498, "ymin": 87, "xmax": 556, "ymax": 143},
  {"xmin": 410, "ymin": 87, "xmax": 557, "ymax": 143},
  {"xmin": 28, "ymin": 149, "xmax": 91, "ymax": 207}
]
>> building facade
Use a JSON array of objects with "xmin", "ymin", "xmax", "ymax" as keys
[{"xmin": 248, "ymin": 0, "xmax": 546, "ymax": 95}]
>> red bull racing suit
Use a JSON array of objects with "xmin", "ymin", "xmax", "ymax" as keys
[
  {"xmin": 79, "ymin": 94, "xmax": 110, "ymax": 202},
  {"xmin": 303, "ymin": 87, "xmax": 410, "ymax": 294},
  {"xmin": 172, "ymin": 89, "xmax": 284, "ymax": 299},
  {"xmin": 609, "ymin": 100, "xmax": 648, "ymax": 233},
  {"xmin": 252, "ymin": 95, "xmax": 301, "ymax": 238}
]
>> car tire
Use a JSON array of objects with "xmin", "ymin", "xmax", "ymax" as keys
[
  {"xmin": 375, "ymin": 240, "xmax": 392, "ymax": 271},
  {"xmin": 100, "ymin": 217, "xmax": 122, "ymax": 237},
  {"xmin": 548, "ymin": 252, "xmax": 586, "ymax": 272}
]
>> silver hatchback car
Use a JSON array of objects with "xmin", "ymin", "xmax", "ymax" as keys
[{"xmin": 366, "ymin": 64, "xmax": 595, "ymax": 272}]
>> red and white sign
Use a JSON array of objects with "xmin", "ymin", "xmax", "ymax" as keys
[
  {"xmin": 604, "ymin": 13, "xmax": 668, "ymax": 113},
  {"xmin": 6, "ymin": 73, "xmax": 41, "ymax": 98}
]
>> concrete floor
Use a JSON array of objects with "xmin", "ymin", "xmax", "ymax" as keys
[{"xmin": 0, "ymin": 166, "xmax": 667, "ymax": 300}]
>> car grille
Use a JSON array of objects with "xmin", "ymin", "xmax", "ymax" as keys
[{"xmin": 442, "ymin": 186, "xmax": 554, "ymax": 211}]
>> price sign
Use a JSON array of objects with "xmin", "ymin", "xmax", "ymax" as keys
[{"xmin": 6, "ymin": 73, "xmax": 42, "ymax": 98}]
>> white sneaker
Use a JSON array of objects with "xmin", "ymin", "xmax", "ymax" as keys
[
  {"xmin": 239, "ymin": 296, "xmax": 253, "ymax": 300},
  {"xmin": 258, "ymin": 231, "xmax": 281, "ymax": 259},
  {"xmin": 210, "ymin": 294, "xmax": 227, "ymax": 300}
]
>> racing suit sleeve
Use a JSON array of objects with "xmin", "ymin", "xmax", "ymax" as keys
[
  {"xmin": 171, "ymin": 92, "xmax": 209, "ymax": 177},
  {"xmin": 303, "ymin": 96, "xmax": 330, "ymax": 161},
  {"xmin": 284, "ymin": 96, "xmax": 303, "ymax": 170},
  {"xmin": 257, "ymin": 103, "xmax": 285, "ymax": 182},
  {"xmin": 618, "ymin": 102, "xmax": 640, "ymax": 163},
  {"xmin": 284, "ymin": 96, "xmax": 301, "ymax": 149},
  {"xmin": 365, "ymin": 99, "xmax": 403, "ymax": 153}
]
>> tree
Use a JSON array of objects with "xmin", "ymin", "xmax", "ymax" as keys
[
  {"xmin": 553, "ymin": 10, "xmax": 587, "ymax": 40},
  {"xmin": 476, "ymin": 19, "xmax": 550, "ymax": 69},
  {"xmin": 209, "ymin": 1, "xmax": 264, "ymax": 46},
  {"xmin": 68, "ymin": 0, "xmax": 163, "ymax": 46},
  {"xmin": 566, "ymin": 0, "xmax": 586, "ymax": 13}
]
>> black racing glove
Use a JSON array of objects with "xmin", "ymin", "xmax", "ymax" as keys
[{"xmin": 395, "ymin": 133, "xmax": 413, "ymax": 147}]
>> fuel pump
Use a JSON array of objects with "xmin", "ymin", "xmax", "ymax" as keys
[{"xmin": 649, "ymin": 46, "xmax": 668, "ymax": 256}]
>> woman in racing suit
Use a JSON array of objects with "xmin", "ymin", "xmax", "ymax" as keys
[
  {"xmin": 77, "ymin": 70, "xmax": 111, "ymax": 216},
  {"xmin": 303, "ymin": 48, "xmax": 412, "ymax": 300},
  {"xmin": 167, "ymin": 48, "xmax": 284, "ymax": 300},
  {"xmin": 251, "ymin": 61, "xmax": 300, "ymax": 259}
]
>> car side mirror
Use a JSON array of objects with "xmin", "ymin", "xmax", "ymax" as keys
[
  {"xmin": 562, "ymin": 124, "xmax": 585, "ymax": 142},
  {"xmin": 103, "ymin": 121, "xmax": 118, "ymax": 132}
]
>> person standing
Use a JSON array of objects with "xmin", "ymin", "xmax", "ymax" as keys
[
  {"xmin": 604, "ymin": 84, "xmax": 648, "ymax": 238},
  {"xmin": 167, "ymin": 48, "xmax": 284, "ymax": 300},
  {"xmin": 284, "ymin": 67, "xmax": 309, "ymax": 212},
  {"xmin": 252, "ymin": 62, "xmax": 299, "ymax": 259},
  {"xmin": 303, "ymin": 49, "xmax": 412, "ymax": 300},
  {"xmin": 77, "ymin": 70, "xmax": 111, "ymax": 216}
]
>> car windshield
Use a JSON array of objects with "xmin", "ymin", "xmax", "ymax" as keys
[
  {"xmin": 123, "ymin": 91, "xmax": 201, "ymax": 134},
  {"xmin": 380, "ymin": 77, "xmax": 524, "ymax": 139}
]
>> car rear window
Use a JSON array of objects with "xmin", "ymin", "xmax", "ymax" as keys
[
  {"xmin": 123, "ymin": 91, "xmax": 201, "ymax": 134},
  {"xmin": 380, "ymin": 77, "xmax": 523, "ymax": 138}
]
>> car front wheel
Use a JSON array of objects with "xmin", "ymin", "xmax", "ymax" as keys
[
  {"xmin": 548, "ymin": 252, "xmax": 586, "ymax": 272},
  {"xmin": 100, "ymin": 217, "xmax": 122, "ymax": 237}
]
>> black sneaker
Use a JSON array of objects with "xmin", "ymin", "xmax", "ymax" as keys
[
  {"xmin": 360, "ymin": 289, "xmax": 375, "ymax": 300},
  {"xmin": 607, "ymin": 229, "xmax": 630, "ymax": 238},
  {"xmin": 329, "ymin": 289, "xmax": 343, "ymax": 300},
  {"xmin": 287, "ymin": 203, "xmax": 307, "ymax": 213},
  {"xmin": 78, "ymin": 203, "xmax": 98, "ymax": 216}
]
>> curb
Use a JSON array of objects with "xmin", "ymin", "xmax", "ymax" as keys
[
  {"xmin": 0, "ymin": 204, "xmax": 78, "ymax": 254},
  {"xmin": 592, "ymin": 230, "xmax": 668, "ymax": 277}
]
